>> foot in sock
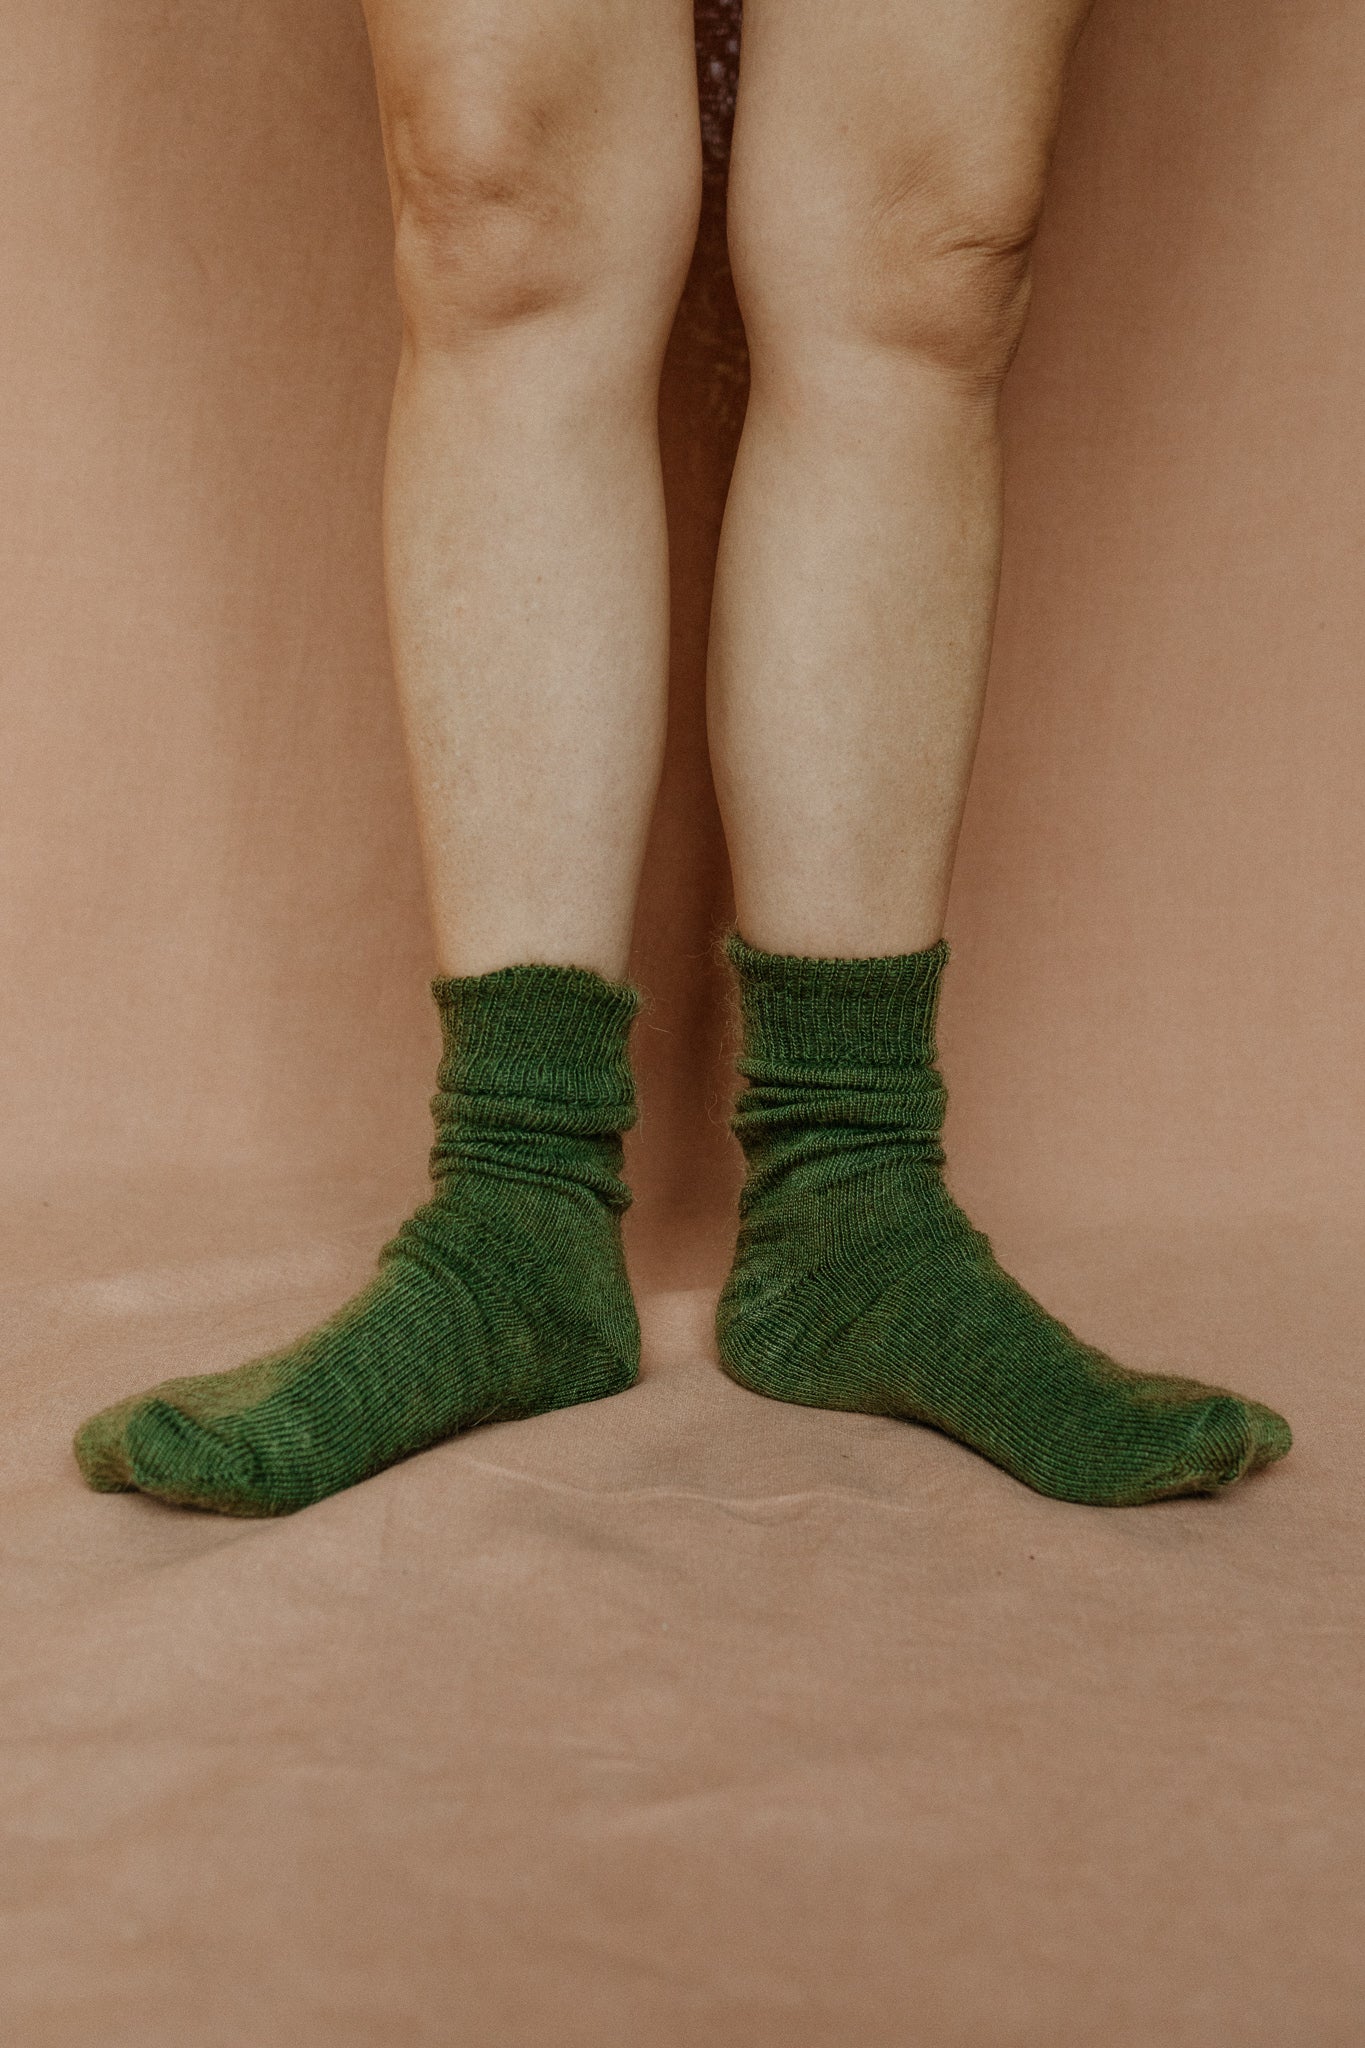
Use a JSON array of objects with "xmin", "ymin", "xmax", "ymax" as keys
[
  {"xmin": 74, "ymin": 965, "xmax": 642, "ymax": 1515},
  {"xmin": 717, "ymin": 934, "xmax": 1292, "ymax": 1507}
]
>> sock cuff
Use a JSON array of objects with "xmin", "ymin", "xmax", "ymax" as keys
[
  {"xmin": 725, "ymin": 930, "xmax": 949, "ymax": 1069},
  {"xmin": 431, "ymin": 962, "xmax": 641, "ymax": 1117}
]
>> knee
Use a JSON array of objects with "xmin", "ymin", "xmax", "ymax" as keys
[
  {"xmin": 730, "ymin": 135, "xmax": 1049, "ymax": 389},
  {"xmin": 385, "ymin": 73, "xmax": 700, "ymax": 352}
]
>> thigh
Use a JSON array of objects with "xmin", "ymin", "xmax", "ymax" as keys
[
  {"xmin": 733, "ymin": 0, "xmax": 1095, "ymax": 181},
  {"xmin": 361, "ymin": 0, "xmax": 700, "ymax": 216}
]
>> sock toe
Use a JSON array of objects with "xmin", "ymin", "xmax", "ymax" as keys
[
  {"xmin": 121, "ymin": 1399, "xmax": 269, "ymax": 1516},
  {"xmin": 1248, "ymin": 1400, "xmax": 1293, "ymax": 1470},
  {"xmin": 72, "ymin": 1401, "xmax": 138, "ymax": 1492},
  {"xmin": 1168, "ymin": 1394, "xmax": 1261, "ymax": 1496}
]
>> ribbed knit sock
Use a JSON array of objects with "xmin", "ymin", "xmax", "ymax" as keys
[
  {"xmin": 74, "ymin": 965, "xmax": 642, "ymax": 1516},
  {"xmin": 717, "ymin": 934, "xmax": 1292, "ymax": 1506}
]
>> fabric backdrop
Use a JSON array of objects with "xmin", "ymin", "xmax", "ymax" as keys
[{"xmin": 3, "ymin": 3, "xmax": 1362, "ymax": 2043}]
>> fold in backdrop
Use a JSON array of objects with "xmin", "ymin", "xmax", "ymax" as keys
[{"xmin": 2, "ymin": 4, "xmax": 1363, "ymax": 2044}]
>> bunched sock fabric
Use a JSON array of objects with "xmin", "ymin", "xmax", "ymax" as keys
[
  {"xmin": 717, "ymin": 934, "xmax": 1292, "ymax": 1506},
  {"xmin": 75, "ymin": 964, "xmax": 643, "ymax": 1515}
]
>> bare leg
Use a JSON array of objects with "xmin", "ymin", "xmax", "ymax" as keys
[
  {"xmin": 709, "ymin": 0, "xmax": 1293, "ymax": 1505},
  {"xmin": 709, "ymin": 0, "xmax": 1092, "ymax": 956},
  {"xmin": 366, "ymin": 0, "xmax": 701, "ymax": 977},
  {"xmin": 71, "ymin": 1, "xmax": 702, "ymax": 1515}
]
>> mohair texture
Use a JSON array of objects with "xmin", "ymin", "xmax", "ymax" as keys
[
  {"xmin": 717, "ymin": 933, "xmax": 1292, "ymax": 1506},
  {"xmin": 74, "ymin": 964, "xmax": 642, "ymax": 1515}
]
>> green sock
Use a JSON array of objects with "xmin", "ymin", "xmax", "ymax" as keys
[
  {"xmin": 75, "ymin": 964, "xmax": 642, "ymax": 1516},
  {"xmin": 717, "ymin": 933, "xmax": 1292, "ymax": 1506}
]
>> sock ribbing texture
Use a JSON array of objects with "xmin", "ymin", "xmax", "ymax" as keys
[
  {"xmin": 74, "ymin": 964, "xmax": 642, "ymax": 1516},
  {"xmin": 717, "ymin": 931, "xmax": 1292, "ymax": 1506}
]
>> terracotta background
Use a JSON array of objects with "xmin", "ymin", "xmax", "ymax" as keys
[
  {"xmin": 5, "ymin": 0, "xmax": 1364, "ymax": 1245},
  {"xmin": 3, "ymin": 3, "xmax": 1362, "ymax": 2043}
]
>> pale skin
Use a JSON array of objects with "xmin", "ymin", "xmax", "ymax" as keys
[
  {"xmin": 360, "ymin": 0, "xmax": 1094, "ymax": 978},
  {"xmin": 74, "ymin": 0, "xmax": 1294, "ymax": 1511}
]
